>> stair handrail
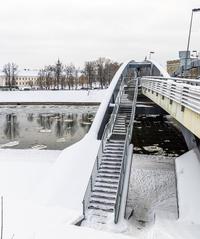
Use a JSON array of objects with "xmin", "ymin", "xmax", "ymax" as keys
[
  {"xmin": 114, "ymin": 78, "xmax": 138, "ymax": 223},
  {"xmin": 82, "ymin": 76, "xmax": 126, "ymax": 219}
]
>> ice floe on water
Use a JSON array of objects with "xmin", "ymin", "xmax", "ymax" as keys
[
  {"xmin": 143, "ymin": 145, "xmax": 163, "ymax": 153},
  {"xmin": 31, "ymin": 144, "xmax": 47, "ymax": 150},
  {"xmin": 0, "ymin": 141, "xmax": 19, "ymax": 148},
  {"xmin": 56, "ymin": 138, "xmax": 66, "ymax": 143},
  {"xmin": 39, "ymin": 129, "xmax": 52, "ymax": 133}
]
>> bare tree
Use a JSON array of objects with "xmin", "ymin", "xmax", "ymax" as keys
[
  {"xmin": 96, "ymin": 58, "xmax": 105, "ymax": 89},
  {"xmin": 3, "ymin": 63, "xmax": 18, "ymax": 89},
  {"xmin": 64, "ymin": 64, "xmax": 76, "ymax": 90},
  {"xmin": 53, "ymin": 59, "xmax": 63, "ymax": 89},
  {"xmin": 84, "ymin": 61, "xmax": 96, "ymax": 89}
]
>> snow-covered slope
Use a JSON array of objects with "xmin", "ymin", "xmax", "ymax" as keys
[{"xmin": 176, "ymin": 148, "xmax": 200, "ymax": 224}]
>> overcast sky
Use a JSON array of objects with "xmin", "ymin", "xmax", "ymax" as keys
[{"xmin": 0, "ymin": 0, "xmax": 200, "ymax": 69}]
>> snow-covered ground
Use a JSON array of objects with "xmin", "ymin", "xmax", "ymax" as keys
[
  {"xmin": 0, "ymin": 89, "xmax": 107, "ymax": 104},
  {"xmin": 0, "ymin": 149, "xmax": 60, "ymax": 199},
  {"xmin": 126, "ymin": 154, "xmax": 178, "ymax": 224}
]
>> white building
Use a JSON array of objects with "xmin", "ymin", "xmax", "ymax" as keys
[{"xmin": 0, "ymin": 69, "xmax": 39, "ymax": 88}]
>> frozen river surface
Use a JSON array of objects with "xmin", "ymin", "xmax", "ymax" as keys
[{"xmin": 0, "ymin": 105, "xmax": 98, "ymax": 150}]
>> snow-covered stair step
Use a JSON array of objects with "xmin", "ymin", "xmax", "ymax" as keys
[
  {"xmin": 101, "ymin": 158, "xmax": 122, "ymax": 163},
  {"xmin": 108, "ymin": 140, "xmax": 125, "ymax": 144},
  {"xmin": 113, "ymin": 127, "xmax": 126, "ymax": 130},
  {"xmin": 102, "ymin": 158, "xmax": 122, "ymax": 163},
  {"xmin": 112, "ymin": 132, "xmax": 126, "ymax": 135},
  {"xmin": 104, "ymin": 147, "xmax": 124, "ymax": 151},
  {"xmin": 113, "ymin": 129, "xmax": 126, "ymax": 132},
  {"xmin": 106, "ymin": 140, "xmax": 125, "ymax": 143},
  {"xmin": 99, "ymin": 168, "xmax": 120, "ymax": 173},
  {"xmin": 113, "ymin": 125, "xmax": 127, "ymax": 129},
  {"xmin": 105, "ymin": 145, "xmax": 124, "ymax": 149},
  {"xmin": 115, "ymin": 118, "xmax": 126, "ymax": 120},
  {"xmin": 95, "ymin": 178, "xmax": 119, "ymax": 185},
  {"xmin": 99, "ymin": 168, "xmax": 121, "ymax": 174},
  {"xmin": 88, "ymin": 203, "xmax": 114, "ymax": 212},
  {"xmin": 113, "ymin": 129, "xmax": 126, "ymax": 133},
  {"xmin": 103, "ymin": 150, "xmax": 123, "ymax": 155},
  {"xmin": 101, "ymin": 162, "xmax": 122, "ymax": 167},
  {"xmin": 83, "ymin": 212, "xmax": 109, "ymax": 224},
  {"xmin": 93, "ymin": 186, "xmax": 117, "ymax": 194},
  {"xmin": 94, "ymin": 182, "xmax": 118, "ymax": 189},
  {"xmin": 102, "ymin": 154, "xmax": 122, "ymax": 158},
  {"xmin": 87, "ymin": 209, "xmax": 109, "ymax": 218},
  {"xmin": 101, "ymin": 157, "xmax": 123, "ymax": 162},
  {"xmin": 97, "ymin": 173, "xmax": 120, "ymax": 179},
  {"xmin": 104, "ymin": 148, "xmax": 123, "ymax": 153},
  {"xmin": 100, "ymin": 164, "xmax": 121, "ymax": 170},
  {"xmin": 106, "ymin": 140, "xmax": 125, "ymax": 144},
  {"xmin": 114, "ymin": 125, "xmax": 125, "ymax": 128},
  {"xmin": 116, "ymin": 117, "xmax": 126, "ymax": 119},
  {"xmin": 90, "ymin": 197, "xmax": 115, "ymax": 206},
  {"xmin": 114, "ymin": 124, "xmax": 126, "ymax": 127},
  {"xmin": 91, "ymin": 192, "xmax": 116, "ymax": 200}
]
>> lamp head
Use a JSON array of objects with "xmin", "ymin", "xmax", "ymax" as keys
[{"xmin": 192, "ymin": 8, "xmax": 200, "ymax": 12}]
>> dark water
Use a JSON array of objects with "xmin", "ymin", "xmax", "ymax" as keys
[
  {"xmin": 132, "ymin": 115, "xmax": 188, "ymax": 156},
  {"xmin": 0, "ymin": 105, "xmax": 98, "ymax": 150}
]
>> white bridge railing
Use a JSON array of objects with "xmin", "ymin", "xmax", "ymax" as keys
[{"xmin": 141, "ymin": 77, "xmax": 200, "ymax": 114}]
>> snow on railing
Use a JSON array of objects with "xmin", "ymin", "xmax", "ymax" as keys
[
  {"xmin": 114, "ymin": 78, "xmax": 138, "ymax": 223},
  {"xmin": 141, "ymin": 77, "xmax": 200, "ymax": 114},
  {"xmin": 143, "ymin": 76, "xmax": 200, "ymax": 86}
]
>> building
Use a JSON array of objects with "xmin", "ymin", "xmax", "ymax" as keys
[
  {"xmin": 0, "ymin": 69, "xmax": 39, "ymax": 88},
  {"xmin": 167, "ymin": 59, "xmax": 180, "ymax": 76},
  {"xmin": 16, "ymin": 69, "xmax": 39, "ymax": 88},
  {"xmin": 167, "ymin": 51, "xmax": 200, "ymax": 78}
]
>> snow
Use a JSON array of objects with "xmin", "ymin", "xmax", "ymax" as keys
[
  {"xmin": 0, "ymin": 89, "xmax": 107, "ymax": 103},
  {"xmin": 33, "ymin": 135, "xmax": 101, "ymax": 211},
  {"xmin": 175, "ymin": 148, "xmax": 200, "ymax": 224},
  {"xmin": 0, "ymin": 149, "xmax": 60, "ymax": 199}
]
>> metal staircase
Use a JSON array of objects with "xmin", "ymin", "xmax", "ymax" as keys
[{"xmin": 82, "ymin": 78, "xmax": 138, "ymax": 227}]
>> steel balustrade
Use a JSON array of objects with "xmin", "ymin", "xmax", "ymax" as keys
[
  {"xmin": 141, "ymin": 77, "xmax": 200, "ymax": 114},
  {"xmin": 114, "ymin": 79, "xmax": 138, "ymax": 223}
]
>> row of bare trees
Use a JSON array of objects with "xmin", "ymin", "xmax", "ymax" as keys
[
  {"xmin": 37, "ymin": 60, "xmax": 79, "ymax": 90},
  {"xmin": 38, "ymin": 58, "xmax": 120, "ymax": 89},
  {"xmin": 2, "ymin": 58, "xmax": 120, "ymax": 90},
  {"xmin": 84, "ymin": 58, "xmax": 120, "ymax": 89}
]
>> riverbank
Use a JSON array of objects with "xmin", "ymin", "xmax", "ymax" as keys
[{"xmin": 0, "ymin": 89, "xmax": 107, "ymax": 104}]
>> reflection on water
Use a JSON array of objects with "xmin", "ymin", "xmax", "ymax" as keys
[
  {"xmin": 4, "ymin": 114, "xmax": 19, "ymax": 140},
  {"xmin": 0, "ymin": 105, "xmax": 97, "ymax": 150}
]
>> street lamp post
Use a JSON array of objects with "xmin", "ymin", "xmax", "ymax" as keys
[
  {"xmin": 149, "ymin": 52, "xmax": 155, "ymax": 76},
  {"xmin": 184, "ymin": 8, "xmax": 200, "ymax": 77},
  {"xmin": 149, "ymin": 51, "xmax": 155, "ymax": 60}
]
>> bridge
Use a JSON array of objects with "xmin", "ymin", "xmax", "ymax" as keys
[
  {"xmin": 36, "ymin": 59, "xmax": 200, "ymax": 230},
  {"xmin": 79, "ymin": 59, "xmax": 200, "ymax": 227}
]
